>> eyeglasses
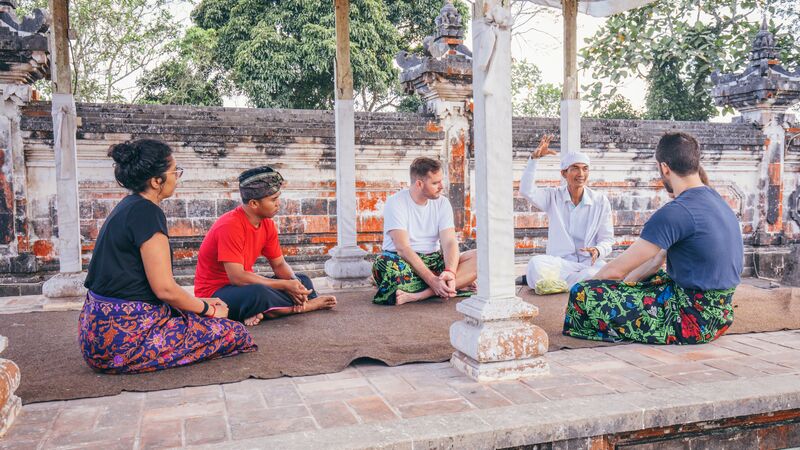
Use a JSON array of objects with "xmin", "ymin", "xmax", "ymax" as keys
[{"xmin": 165, "ymin": 167, "xmax": 184, "ymax": 179}]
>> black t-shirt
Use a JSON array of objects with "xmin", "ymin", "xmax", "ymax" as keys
[{"xmin": 84, "ymin": 194, "xmax": 170, "ymax": 304}]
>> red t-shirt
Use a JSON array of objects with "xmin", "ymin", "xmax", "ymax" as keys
[{"xmin": 194, "ymin": 206, "xmax": 282, "ymax": 297}]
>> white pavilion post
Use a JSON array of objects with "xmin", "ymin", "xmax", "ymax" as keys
[
  {"xmin": 560, "ymin": 0, "xmax": 580, "ymax": 158},
  {"xmin": 449, "ymin": 0, "xmax": 549, "ymax": 382},
  {"xmin": 42, "ymin": 0, "xmax": 86, "ymax": 299},
  {"xmin": 323, "ymin": 0, "xmax": 372, "ymax": 287}
]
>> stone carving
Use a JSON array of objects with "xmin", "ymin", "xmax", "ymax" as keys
[
  {"xmin": 0, "ymin": 0, "xmax": 50, "ymax": 84},
  {"xmin": 396, "ymin": 0, "xmax": 472, "ymax": 115},
  {"xmin": 711, "ymin": 18, "xmax": 800, "ymax": 114},
  {"xmin": 0, "ymin": 335, "xmax": 21, "ymax": 437}
]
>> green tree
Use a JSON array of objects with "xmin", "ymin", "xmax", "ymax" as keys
[
  {"xmin": 589, "ymin": 95, "xmax": 642, "ymax": 120},
  {"xmin": 19, "ymin": 0, "xmax": 184, "ymax": 102},
  {"xmin": 189, "ymin": 0, "xmax": 468, "ymax": 110},
  {"xmin": 511, "ymin": 59, "xmax": 562, "ymax": 118},
  {"xmin": 580, "ymin": 0, "xmax": 800, "ymax": 121},
  {"xmin": 137, "ymin": 27, "xmax": 226, "ymax": 106}
]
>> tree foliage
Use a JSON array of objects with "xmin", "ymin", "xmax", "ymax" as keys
[
  {"xmin": 580, "ymin": 0, "xmax": 800, "ymax": 121},
  {"xmin": 511, "ymin": 59, "xmax": 562, "ymax": 118},
  {"xmin": 137, "ymin": 27, "xmax": 226, "ymax": 106},
  {"xmin": 188, "ymin": 0, "xmax": 468, "ymax": 110},
  {"xmin": 19, "ymin": 0, "xmax": 183, "ymax": 103},
  {"xmin": 589, "ymin": 95, "xmax": 642, "ymax": 120}
]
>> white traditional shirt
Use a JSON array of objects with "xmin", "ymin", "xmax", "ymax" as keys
[{"xmin": 519, "ymin": 158, "xmax": 615, "ymax": 264}]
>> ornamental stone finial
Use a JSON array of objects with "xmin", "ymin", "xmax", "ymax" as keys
[{"xmin": 0, "ymin": 0, "xmax": 50, "ymax": 84}]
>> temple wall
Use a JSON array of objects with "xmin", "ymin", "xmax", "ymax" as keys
[{"xmin": 9, "ymin": 102, "xmax": 800, "ymax": 286}]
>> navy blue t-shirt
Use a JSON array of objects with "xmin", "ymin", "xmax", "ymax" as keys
[{"xmin": 640, "ymin": 186, "xmax": 743, "ymax": 291}]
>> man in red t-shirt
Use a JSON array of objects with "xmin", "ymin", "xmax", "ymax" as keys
[{"xmin": 194, "ymin": 166, "xmax": 336, "ymax": 325}]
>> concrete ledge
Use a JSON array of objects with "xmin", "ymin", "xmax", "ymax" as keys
[{"xmin": 198, "ymin": 373, "xmax": 800, "ymax": 450}]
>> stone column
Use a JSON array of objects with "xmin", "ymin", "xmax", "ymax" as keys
[
  {"xmin": 711, "ymin": 19, "xmax": 800, "ymax": 247},
  {"xmin": 396, "ymin": 0, "xmax": 473, "ymax": 239},
  {"xmin": 42, "ymin": 0, "xmax": 87, "ymax": 299},
  {"xmin": 449, "ymin": 0, "xmax": 549, "ymax": 382},
  {"xmin": 323, "ymin": 0, "xmax": 372, "ymax": 287},
  {"xmin": 560, "ymin": 0, "xmax": 580, "ymax": 157},
  {"xmin": 0, "ymin": 336, "xmax": 21, "ymax": 437}
]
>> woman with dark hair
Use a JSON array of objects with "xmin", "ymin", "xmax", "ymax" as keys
[{"xmin": 79, "ymin": 139, "xmax": 256, "ymax": 374}]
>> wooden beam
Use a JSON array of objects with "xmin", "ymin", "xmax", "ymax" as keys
[
  {"xmin": 334, "ymin": 0, "xmax": 353, "ymax": 100},
  {"xmin": 562, "ymin": 0, "xmax": 578, "ymax": 100},
  {"xmin": 48, "ymin": 0, "xmax": 71, "ymax": 94}
]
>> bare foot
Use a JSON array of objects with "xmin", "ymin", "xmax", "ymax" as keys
[
  {"xmin": 395, "ymin": 290, "xmax": 429, "ymax": 305},
  {"xmin": 467, "ymin": 281, "xmax": 478, "ymax": 292},
  {"xmin": 302, "ymin": 295, "xmax": 337, "ymax": 312},
  {"xmin": 244, "ymin": 313, "xmax": 263, "ymax": 326}
]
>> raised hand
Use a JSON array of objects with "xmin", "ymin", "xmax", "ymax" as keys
[{"xmin": 531, "ymin": 134, "xmax": 557, "ymax": 159}]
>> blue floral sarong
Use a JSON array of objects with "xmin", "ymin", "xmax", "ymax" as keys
[{"xmin": 78, "ymin": 291, "xmax": 257, "ymax": 374}]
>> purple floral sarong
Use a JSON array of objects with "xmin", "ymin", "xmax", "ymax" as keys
[{"xmin": 78, "ymin": 291, "xmax": 257, "ymax": 374}]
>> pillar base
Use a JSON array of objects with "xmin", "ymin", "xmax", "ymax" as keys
[
  {"xmin": 450, "ymin": 295, "xmax": 550, "ymax": 382},
  {"xmin": 451, "ymin": 351, "xmax": 549, "ymax": 382},
  {"xmin": 42, "ymin": 271, "xmax": 87, "ymax": 299},
  {"xmin": 323, "ymin": 245, "xmax": 372, "ymax": 283},
  {"xmin": 0, "ymin": 336, "xmax": 21, "ymax": 437}
]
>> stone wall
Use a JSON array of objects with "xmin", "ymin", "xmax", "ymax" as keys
[{"xmin": 10, "ymin": 102, "xmax": 800, "ymax": 284}]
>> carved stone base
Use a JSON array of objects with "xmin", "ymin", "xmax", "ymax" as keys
[
  {"xmin": 323, "ymin": 245, "xmax": 372, "ymax": 283},
  {"xmin": 42, "ymin": 271, "xmax": 87, "ymax": 299},
  {"xmin": 450, "ymin": 295, "xmax": 550, "ymax": 382},
  {"xmin": 451, "ymin": 351, "xmax": 549, "ymax": 382},
  {"xmin": 0, "ymin": 335, "xmax": 21, "ymax": 437}
]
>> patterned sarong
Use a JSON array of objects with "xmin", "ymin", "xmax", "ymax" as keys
[
  {"xmin": 372, "ymin": 251, "xmax": 473, "ymax": 305},
  {"xmin": 563, "ymin": 270, "xmax": 735, "ymax": 345},
  {"xmin": 78, "ymin": 291, "xmax": 257, "ymax": 374}
]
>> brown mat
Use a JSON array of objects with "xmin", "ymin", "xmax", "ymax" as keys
[{"xmin": 1, "ymin": 284, "xmax": 797, "ymax": 404}]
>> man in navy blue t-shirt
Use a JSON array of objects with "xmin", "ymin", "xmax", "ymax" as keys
[{"xmin": 562, "ymin": 132, "xmax": 743, "ymax": 345}]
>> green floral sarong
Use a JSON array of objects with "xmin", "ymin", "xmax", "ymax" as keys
[
  {"xmin": 372, "ymin": 251, "xmax": 473, "ymax": 305},
  {"xmin": 563, "ymin": 270, "xmax": 735, "ymax": 345}
]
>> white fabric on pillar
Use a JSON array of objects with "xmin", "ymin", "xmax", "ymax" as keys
[{"xmin": 51, "ymin": 93, "xmax": 81, "ymax": 273}]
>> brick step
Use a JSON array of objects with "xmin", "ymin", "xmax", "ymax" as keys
[{"xmin": 0, "ymin": 282, "xmax": 43, "ymax": 297}]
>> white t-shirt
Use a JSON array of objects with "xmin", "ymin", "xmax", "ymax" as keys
[{"xmin": 382, "ymin": 189, "xmax": 455, "ymax": 254}]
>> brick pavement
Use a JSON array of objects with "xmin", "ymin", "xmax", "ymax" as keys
[{"xmin": 1, "ymin": 330, "xmax": 799, "ymax": 449}]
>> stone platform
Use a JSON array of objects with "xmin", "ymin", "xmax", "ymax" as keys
[{"xmin": 1, "ymin": 330, "xmax": 799, "ymax": 449}]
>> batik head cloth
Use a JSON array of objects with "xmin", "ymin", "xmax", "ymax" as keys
[{"xmin": 238, "ymin": 166, "xmax": 284, "ymax": 201}]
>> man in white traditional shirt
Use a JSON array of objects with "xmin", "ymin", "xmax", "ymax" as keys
[
  {"xmin": 372, "ymin": 157, "xmax": 477, "ymax": 305},
  {"xmin": 516, "ymin": 135, "xmax": 615, "ymax": 292}
]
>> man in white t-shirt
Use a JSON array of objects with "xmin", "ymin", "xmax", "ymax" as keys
[{"xmin": 372, "ymin": 157, "xmax": 477, "ymax": 305}]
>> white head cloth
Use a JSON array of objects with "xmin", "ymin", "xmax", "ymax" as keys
[{"xmin": 560, "ymin": 152, "xmax": 591, "ymax": 170}]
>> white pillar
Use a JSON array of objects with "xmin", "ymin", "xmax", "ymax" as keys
[
  {"xmin": 449, "ymin": 0, "xmax": 549, "ymax": 382},
  {"xmin": 560, "ymin": 0, "xmax": 580, "ymax": 157},
  {"xmin": 324, "ymin": 0, "xmax": 371, "ymax": 286},
  {"xmin": 42, "ymin": 0, "xmax": 86, "ymax": 299}
]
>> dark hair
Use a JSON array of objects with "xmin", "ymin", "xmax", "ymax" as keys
[
  {"xmin": 409, "ymin": 157, "xmax": 442, "ymax": 181},
  {"xmin": 655, "ymin": 132, "xmax": 700, "ymax": 176},
  {"xmin": 108, "ymin": 139, "xmax": 173, "ymax": 193}
]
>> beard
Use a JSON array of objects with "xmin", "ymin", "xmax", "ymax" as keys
[{"xmin": 659, "ymin": 167, "xmax": 673, "ymax": 194}]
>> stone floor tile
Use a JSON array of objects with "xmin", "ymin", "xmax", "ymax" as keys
[
  {"xmin": 676, "ymin": 346, "xmax": 745, "ymax": 361},
  {"xmin": 726, "ymin": 335, "xmax": 792, "ymax": 354},
  {"xmin": 60, "ymin": 438, "xmax": 136, "ymax": 450},
  {"xmin": 223, "ymin": 389, "xmax": 266, "ymax": 411},
  {"xmin": 519, "ymin": 373, "xmax": 595, "ymax": 390},
  {"xmin": 429, "ymin": 366, "xmax": 465, "ymax": 379},
  {"xmin": 593, "ymin": 346, "xmax": 664, "ymax": 368},
  {"xmin": 50, "ymin": 406, "xmax": 102, "ymax": 435},
  {"xmin": 307, "ymin": 401, "xmax": 360, "ymax": 428},
  {"xmin": 139, "ymin": 419, "xmax": 182, "ymax": 450},
  {"xmin": 142, "ymin": 387, "xmax": 184, "ymax": 410},
  {"xmin": 95, "ymin": 396, "xmax": 144, "ymax": 430},
  {"xmin": 567, "ymin": 359, "xmax": 635, "ymax": 373},
  {"xmin": 291, "ymin": 373, "xmax": 330, "ymax": 384},
  {"xmin": 400, "ymin": 373, "xmax": 451, "ymax": 390},
  {"xmin": 141, "ymin": 400, "xmax": 224, "ymax": 423},
  {"xmin": 295, "ymin": 377, "xmax": 370, "ymax": 395},
  {"xmin": 1, "ymin": 419, "xmax": 48, "ymax": 443},
  {"xmin": 397, "ymin": 399, "xmax": 473, "ymax": 419},
  {"xmin": 663, "ymin": 366, "xmax": 740, "ymax": 386},
  {"xmin": 489, "ymin": 381, "xmax": 549, "ymax": 405},
  {"xmin": 536, "ymin": 382, "xmax": 616, "ymax": 401},
  {"xmin": 611, "ymin": 367, "xmax": 679, "ymax": 390},
  {"xmin": 381, "ymin": 387, "xmax": 463, "ymax": 407},
  {"xmin": 589, "ymin": 372, "xmax": 649, "ymax": 393},
  {"xmin": 297, "ymin": 385, "xmax": 376, "ymax": 403},
  {"xmin": 185, "ymin": 414, "xmax": 229, "ymax": 446},
  {"xmin": 628, "ymin": 346, "xmax": 687, "ymax": 365},
  {"xmin": 712, "ymin": 337, "xmax": 765, "ymax": 356},
  {"xmin": 366, "ymin": 374, "xmax": 415, "ymax": 395},
  {"xmin": 181, "ymin": 384, "xmax": 224, "ymax": 403},
  {"xmin": 260, "ymin": 383, "xmax": 304, "ymax": 408},
  {"xmin": 643, "ymin": 362, "xmax": 712, "ymax": 377},
  {"xmin": 229, "ymin": 417, "xmax": 317, "ymax": 440},
  {"xmin": 0, "ymin": 439, "xmax": 41, "ymax": 450},
  {"xmin": 703, "ymin": 357, "xmax": 780, "ymax": 377},
  {"xmin": 755, "ymin": 351, "xmax": 800, "ymax": 370},
  {"xmin": 14, "ymin": 403, "xmax": 61, "ymax": 426},
  {"xmin": 45, "ymin": 426, "xmax": 137, "ymax": 448},
  {"xmin": 450, "ymin": 383, "xmax": 513, "ymax": 409},
  {"xmin": 346, "ymin": 396, "xmax": 399, "ymax": 423}
]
